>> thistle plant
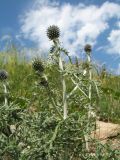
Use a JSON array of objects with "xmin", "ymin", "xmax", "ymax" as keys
[
  {"xmin": 82, "ymin": 44, "xmax": 92, "ymax": 151},
  {"xmin": 0, "ymin": 70, "xmax": 8, "ymax": 105},
  {"xmin": 84, "ymin": 44, "xmax": 92, "ymax": 119},
  {"xmin": 84, "ymin": 44, "xmax": 100, "ymax": 117},
  {"xmin": 0, "ymin": 29, "xmax": 119, "ymax": 160},
  {"xmin": 83, "ymin": 44, "xmax": 101, "ymax": 151},
  {"xmin": 46, "ymin": 26, "xmax": 95, "ymax": 121},
  {"xmin": 47, "ymin": 25, "xmax": 69, "ymax": 120}
]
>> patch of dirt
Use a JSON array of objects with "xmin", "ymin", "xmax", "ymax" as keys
[{"xmin": 91, "ymin": 121, "xmax": 120, "ymax": 149}]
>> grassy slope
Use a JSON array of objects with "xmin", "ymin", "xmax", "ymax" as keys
[
  {"xmin": 0, "ymin": 50, "xmax": 120, "ymax": 123},
  {"xmin": 99, "ymin": 75, "xmax": 120, "ymax": 123}
]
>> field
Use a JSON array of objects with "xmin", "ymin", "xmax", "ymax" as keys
[{"xmin": 0, "ymin": 28, "xmax": 120, "ymax": 159}]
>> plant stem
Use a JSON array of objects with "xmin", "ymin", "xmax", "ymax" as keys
[
  {"xmin": 87, "ymin": 54, "xmax": 92, "ymax": 119},
  {"xmin": 59, "ymin": 56, "xmax": 67, "ymax": 119},
  {"xmin": 54, "ymin": 39, "xmax": 68, "ymax": 120},
  {"xmin": 3, "ymin": 83, "xmax": 8, "ymax": 106},
  {"xmin": 84, "ymin": 53, "xmax": 92, "ymax": 151}
]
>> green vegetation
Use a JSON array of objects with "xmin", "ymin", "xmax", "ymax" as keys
[
  {"xmin": 99, "ymin": 75, "xmax": 120, "ymax": 123},
  {"xmin": 0, "ymin": 26, "xmax": 119, "ymax": 159},
  {"xmin": 0, "ymin": 48, "xmax": 119, "ymax": 123}
]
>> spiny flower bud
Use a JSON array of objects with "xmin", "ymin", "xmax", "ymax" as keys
[
  {"xmin": 32, "ymin": 58, "xmax": 44, "ymax": 73},
  {"xmin": 0, "ymin": 70, "xmax": 8, "ymax": 81},
  {"xmin": 47, "ymin": 25, "xmax": 60, "ymax": 40},
  {"xmin": 84, "ymin": 44, "xmax": 92, "ymax": 53}
]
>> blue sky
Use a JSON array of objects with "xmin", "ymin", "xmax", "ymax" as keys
[
  {"xmin": 0, "ymin": 0, "xmax": 120, "ymax": 74},
  {"xmin": 0, "ymin": 0, "xmax": 28, "ymax": 34}
]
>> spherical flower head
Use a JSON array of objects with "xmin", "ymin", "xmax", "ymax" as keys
[
  {"xmin": 0, "ymin": 70, "xmax": 8, "ymax": 81},
  {"xmin": 84, "ymin": 44, "xmax": 92, "ymax": 53},
  {"xmin": 32, "ymin": 58, "xmax": 44, "ymax": 73},
  {"xmin": 47, "ymin": 25, "xmax": 60, "ymax": 40}
]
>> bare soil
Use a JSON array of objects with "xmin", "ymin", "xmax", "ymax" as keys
[{"xmin": 91, "ymin": 121, "xmax": 120, "ymax": 149}]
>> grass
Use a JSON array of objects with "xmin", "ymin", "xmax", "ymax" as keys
[
  {"xmin": 0, "ymin": 49, "xmax": 119, "ymax": 123},
  {"xmin": 99, "ymin": 75, "xmax": 120, "ymax": 123},
  {"xmin": 0, "ymin": 46, "xmax": 119, "ymax": 159}
]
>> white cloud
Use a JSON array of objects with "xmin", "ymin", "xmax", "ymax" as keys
[
  {"xmin": 107, "ymin": 20, "xmax": 120, "ymax": 55},
  {"xmin": 107, "ymin": 29, "xmax": 120, "ymax": 55},
  {"xmin": 1, "ymin": 35, "xmax": 11, "ymax": 41},
  {"xmin": 20, "ymin": 0, "xmax": 120, "ymax": 56}
]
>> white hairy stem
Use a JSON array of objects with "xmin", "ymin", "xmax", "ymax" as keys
[
  {"xmin": 59, "ymin": 56, "xmax": 67, "ymax": 120},
  {"xmin": 71, "ymin": 78, "xmax": 88, "ymax": 98},
  {"xmin": 93, "ymin": 81, "xmax": 100, "ymax": 98},
  {"xmin": 54, "ymin": 39, "xmax": 68, "ymax": 120},
  {"xmin": 87, "ymin": 54, "xmax": 92, "ymax": 119},
  {"xmin": 85, "ymin": 53, "xmax": 92, "ymax": 151},
  {"xmin": 67, "ymin": 85, "xmax": 78, "ymax": 99},
  {"xmin": 3, "ymin": 83, "xmax": 8, "ymax": 106}
]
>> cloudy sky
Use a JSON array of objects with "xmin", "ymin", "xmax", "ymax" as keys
[{"xmin": 0, "ymin": 0, "xmax": 120, "ymax": 74}]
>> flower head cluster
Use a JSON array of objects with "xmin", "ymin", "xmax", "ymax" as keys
[
  {"xmin": 84, "ymin": 44, "xmax": 92, "ymax": 53},
  {"xmin": 32, "ymin": 58, "xmax": 44, "ymax": 73},
  {"xmin": 0, "ymin": 70, "xmax": 8, "ymax": 81},
  {"xmin": 47, "ymin": 25, "xmax": 60, "ymax": 40}
]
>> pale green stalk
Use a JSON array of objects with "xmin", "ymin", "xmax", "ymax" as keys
[
  {"xmin": 84, "ymin": 52, "xmax": 92, "ymax": 151},
  {"xmin": 87, "ymin": 53, "xmax": 92, "ymax": 119},
  {"xmin": 59, "ymin": 56, "xmax": 68, "ymax": 119},
  {"xmin": 3, "ymin": 83, "xmax": 8, "ymax": 106},
  {"xmin": 54, "ymin": 39, "xmax": 68, "ymax": 120}
]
